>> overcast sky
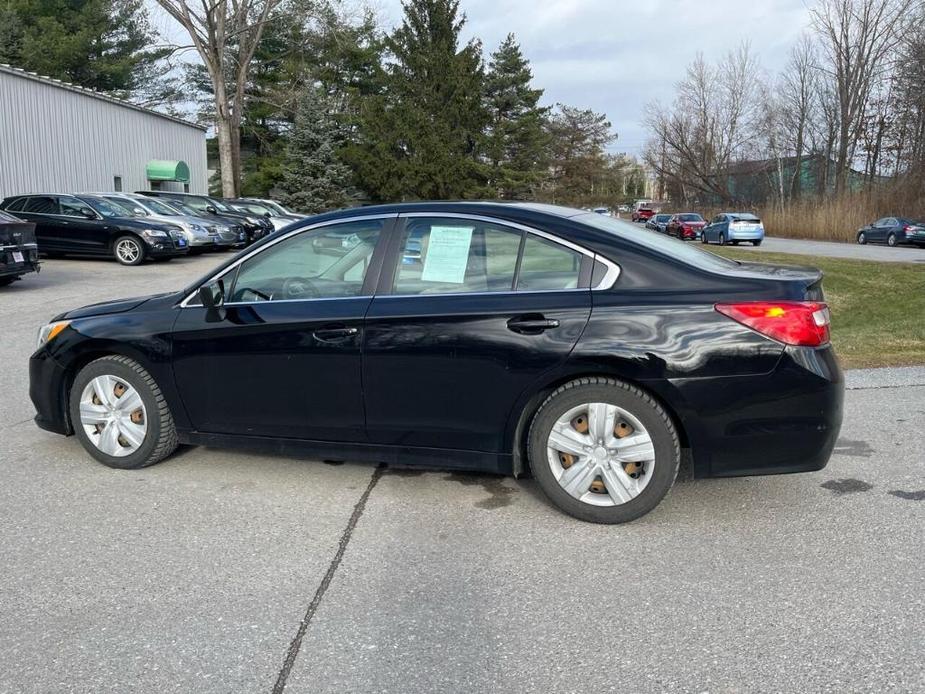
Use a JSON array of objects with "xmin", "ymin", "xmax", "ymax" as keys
[{"xmin": 152, "ymin": 0, "xmax": 815, "ymax": 158}]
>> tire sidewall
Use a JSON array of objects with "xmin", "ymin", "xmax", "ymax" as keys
[
  {"xmin": 69, "ymin": 358, "xmax": 163, "ymax": 469},
  {"xmin": 114, "ymin": 235, "xmax": 145, "ymax": 266},
  {"xmin": 887, "ymin": 233, "xmax": 897, "ymax": 247},
  {"xmin": 857, "ymin": 231, "xmax": 866, "ymax": 245},
  {"xmin": 528, "ymin": 381, "xmax": 679, "ymax": 523}
]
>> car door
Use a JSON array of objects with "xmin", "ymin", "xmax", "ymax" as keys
[
  {"xmin": 57, "ymin": 196, "xmax": 110, "ymax": 254},
  {"xmin": 362, "ymin": 214, "xmax": 594, "ymax": 455},
  {"xmin": 170, "ymin": 216, "xmax": 393, "ymax": 440},
  {"xmin": 870, "ymin": 218, "xmax": 889, "ymax": 242},
  {"xmin": 14, "ymin": 196, "xmax": 61, "ymax": 251}
]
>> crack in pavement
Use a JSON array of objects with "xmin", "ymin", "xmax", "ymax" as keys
[{"xmin": 272, "ymin": 464, "xmax": 385, "ymax": 693}]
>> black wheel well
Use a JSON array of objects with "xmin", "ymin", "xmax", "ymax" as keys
[{"xmin": 510, "ymin": 372, "xmax": 690, "ymax": 478}]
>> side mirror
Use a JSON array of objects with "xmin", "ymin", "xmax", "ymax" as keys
[
  {"xmin": 264, "ymin": 211, "xmax": 272, "ymax": 218},
  {"xmin": 206, "ymin": 205, "xmax": 218, "ymax": 214},
  {"xmin": 80, "ymin": 207, "xmax": 97, "ymax": 219},
  {"xmin": 198, "ymin": 280, "xmax": 225, "ymax": 309}
]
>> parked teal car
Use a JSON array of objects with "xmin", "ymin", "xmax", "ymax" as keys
[{"xmin": 702, "ymin": 213, "xmax": 765, "ymax": 246}]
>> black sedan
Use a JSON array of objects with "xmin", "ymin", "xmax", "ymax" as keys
[
  {"xmin": 0, "ymin": 194, "xmax": 188, "ymax": 265},
  {"xmin": 137, "ymin": 191, "xmax": 273, "ymax": 245},
  {"xmin": 856, "ymin": 217, "xmax": 925, "ymax": 247},
  {"xmin": 29, "ymin": 202, "xmax": 843, "ymax": 523}
]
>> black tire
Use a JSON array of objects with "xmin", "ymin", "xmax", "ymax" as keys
[
  {"xmin": 113, "ymin": 235, "xmax": 145, "ymax": 266},
  {"xmin": 700, "ymin": 233, "xmax": 708, "ymax": 244},
  {"xmin": 887, "ymin": 233, "xmax": 897, "ymax": 247},
  {"xmin": 718, "ymin": 233, "xmax": 726, "ymax": 246},
  {"xmin": 857, "ymin": 231, "xmax": 867, "ymax": 245},
  {"xmin": 753, "ymin": 240, "xmax": 762, "ymax": 246},
  {"xmin": 0, "ymin": 277, "xmax": 16, "ymax": 287},
  {"xmin": 527, "ymin": 377, "xmax": 680, "ymax": 524},
  {"xmin": 68, "ymin": 355, "xmax": 178, "ymax": 469}
]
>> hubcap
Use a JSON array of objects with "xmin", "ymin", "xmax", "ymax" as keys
[
  {"xmin": 78, "ymin": 375, "xmax": 147, "ymax": 457},
  {"xmin": 116, "ymin": 239, "xmax": 140, "ymax": 263},
  {"xmin": 546, "ymin": 402, "xmax": 655, "ymax": 507}
]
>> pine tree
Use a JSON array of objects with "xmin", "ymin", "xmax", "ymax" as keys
[
  {"xmin": 483, "ymin": 34, "xmax": 550, "ymax": 200},
  {"xmin": 344, "ymin": 0, "xmax": 489, "ymax": 201},
  {"xmin": 279, "ymin": 92, "xmax": 355, "ymax": 213}
]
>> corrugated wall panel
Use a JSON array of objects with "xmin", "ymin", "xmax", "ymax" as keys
[{"xmin": 0, "ymin": 70, "xmax": 208, "ymax": 199}]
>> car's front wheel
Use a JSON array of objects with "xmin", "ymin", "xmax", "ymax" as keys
[
  {"xmin": 113, "ymin": 235, "xmax": 145, "ymax": 266},
  {"xmin": 527, "ymin": 377, "xmax": 680, "ymax": 523},
  {"xmin": 857, "ymin": 231, "xmax": 867, "ymax": 245},
  {"xmin": 718, "ymin": 233, "xmax": 726, "ymax": 246},
  {"xmin": 69, "ymin": 355, "xmax": 178, "ymax": 469}
]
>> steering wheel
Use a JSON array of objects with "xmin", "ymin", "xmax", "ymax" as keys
[{"xmin": 281, "ymin": 276, "xmax": 319, "ymax": 300}]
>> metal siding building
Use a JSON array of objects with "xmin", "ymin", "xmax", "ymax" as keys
[{"xmin": 0, "ymin": 64, "xmax": 207, "ymax": 199}]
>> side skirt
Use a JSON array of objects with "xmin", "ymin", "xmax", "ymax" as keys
[{"xmin": 178, "ymin": 430, "xmax": 513, "ymax": 475}]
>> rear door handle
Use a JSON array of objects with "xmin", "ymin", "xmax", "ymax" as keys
[
  {"xmin": 312, "ymin": 325, "xmax": 359, "ymax": 342},
  {"xmin": 507, "ymin": 315, "xmax": 560, "ymax": 334}
]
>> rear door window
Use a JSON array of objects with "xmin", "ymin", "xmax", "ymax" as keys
[{"xmin": 23, "ymin": 197, "xmax": 57, "ymax": 214}]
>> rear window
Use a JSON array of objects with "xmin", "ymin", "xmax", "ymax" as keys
[
  {"xmin": 574, "ymin": 213, "xmax": 740, "ymax": 272},
  {"xmin": 730, "ymin": 214, "xmax": 760, "ymax": 223}
]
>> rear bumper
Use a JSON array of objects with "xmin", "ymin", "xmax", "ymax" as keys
[
  {"xmin": 662, "ymin": 345, "xmax": 843, "ymax": 478},
  {"xmin": 729, "ymin": 229, "xmax": 765, "ymax": 241}
]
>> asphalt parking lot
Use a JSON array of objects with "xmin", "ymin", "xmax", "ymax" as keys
[{"xmin": 1, "ymin": 255, "xmax": 923, "ymax": 693}]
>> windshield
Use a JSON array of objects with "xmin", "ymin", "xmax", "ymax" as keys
[
  {"xmin": 206, "ymin": 197, "xmax": 235, "ymax": 213},
  {"xmin": 655, "ymin": 215, "xmax": 671, "ymax": 222},
  {"xmin": 236, "ymin": 201, "xmax": 273, "ymax": 216},
  {"xmin": 574, "ymin": 213, "xmax": 740, "ymax": 271},
  {"xmin": 104, "ymin": 197, "xmax": 148, "ymax": 217},
  {"xmin": 678, "ymin": 213, "xmax": 703, "ymax": 222},
  {"xmin": 139, "ymin": 198, "xmax": 180, "ymax": 216},
  {"xmin": 161, "ymin": 200, "xmax": 198, "ymax": 216},
  {"xmin": 78, "ymin": 196, "xmax": 132, "ymax": 218}
]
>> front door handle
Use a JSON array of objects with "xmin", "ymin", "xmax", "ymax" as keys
[
  {"xmin": 312, "ymin": 325, "xmax": 359, "ymax": 342},
  {"xmin": 507, "ymin": 315, "xmax": 560, "ymax": 334}
]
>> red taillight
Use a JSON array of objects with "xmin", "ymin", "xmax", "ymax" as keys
[{"xmin": 715, "ymin": 301, "xmax": 831, "ymax": 346}]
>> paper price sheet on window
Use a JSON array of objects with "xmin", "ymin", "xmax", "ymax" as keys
[{"xmin": 420, "ymin": 226, "xmax": 474, "ymax": 284}]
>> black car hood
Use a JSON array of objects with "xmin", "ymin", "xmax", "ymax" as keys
[{"xmin": 54, "ymin": 292, "xmax": 178, "ymax": 321}]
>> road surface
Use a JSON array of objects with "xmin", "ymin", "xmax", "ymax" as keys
[{"xmin": 1, "ymin": 256, "xmax": 922, "ymax": 693}]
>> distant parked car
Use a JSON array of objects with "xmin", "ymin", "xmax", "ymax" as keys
[
  {"xmin": 632, "ymin": 206, "xmax": 656, "ymax": 223},
  {"xmin": 0, "ymin": 194, "xmax": 188, "ymax": 265},
  {"xmin": 617, "ymin": 204, "xmax": 630, "ymax": 213},
  {"xmin": 856, "ymin": 217, "xmax": 925, "ymax": 248},
  {"xmin": 137, "ymin": 191, "xmax": 272, "ymax": 245},
  {"xmin": 592, "ymin": 207, "xmax": 610, "ymax": 216},
  {"xmin": 666, "ymin": 213, "xmax": 707, "ymax": 240},
  {"xmin": 702, "ymin": 213, "xmax": 765, "ymax": 246},
  {"xmin": 227, "ymin": 198, "xmax": 303, "ymax": 231},
  {"xmin": 85, "ymin": 193, "xmax": 241, "ymax": 251},
  {"xmin": 646, "ymin": 213, "xmax": 672, "ymax": 233},
  {"xmin": 0, "ymin": 209, "xmax": 40, "ymax": 286}
]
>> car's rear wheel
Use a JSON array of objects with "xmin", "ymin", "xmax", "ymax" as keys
[
  {"xmin": 753, "ymin": 239, "xmax": 762, "ymax": 246},
  {"xmin": 114, "ymin": 235, "xmax": 145, "ymax": 266},
  {"xmin": 69, "ymin": 355, "xmax": 178, "ymax": 469},
  {"xmin": 857, "ymin": 231, "xmax": 867, "ymax": 245},
  {"xmin": 527, "ymin": 377, "xmax": 680, "ymax": 523},
  {"xmin": 887, "ymin": 232, "xmax": 897, "ymax": 247}
]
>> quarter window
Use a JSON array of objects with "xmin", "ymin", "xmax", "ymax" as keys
[{"xmin": 229, "ymin": 220, "xmax": 384, "ymax": 303}]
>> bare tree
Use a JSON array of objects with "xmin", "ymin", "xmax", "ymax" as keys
[
  {"xmin": 777, "ymin": 34, "xmax": 819, "ymax": 200},
  {"xmin": 810, "ymin": 0, "xmax": 915, "ymax": 193},
  {"xmin": 154, "ymin": 0, "xmax": 283, "ymax": 196},
  {"xmin": 644, "ymin": 44, "xmax": 763, "ymax": 204}
]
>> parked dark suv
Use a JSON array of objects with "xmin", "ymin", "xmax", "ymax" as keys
[
  {"xmin": 0, "ymin": 210, "xmax": 40, "ymax": 286},
  {"xmin": 137, "ymin": 191, "xmax": 272, "ymax": 245},
  {"xmin": 0, "ymin": 194, "xmax": 188, "ymax": 265}
]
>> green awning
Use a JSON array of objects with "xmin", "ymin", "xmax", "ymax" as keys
[{"xmin": 146, "ymin": 160, "xmax": 190, "ymax": 183}]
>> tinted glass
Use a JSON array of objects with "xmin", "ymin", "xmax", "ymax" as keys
[
  {"xmin": 517, "ymin": 235, "xmax": 583, "ymax": 291},
  {"xmin": 23, "ymin": 197, "xmax": 57, "ymax": 214},
  {"xmin": 678, "ymin": 214, "xmax": 703, "ymax": 222},
  {"xmin": 139, "ymin": 198, "xmax": 179, "ymax": 216},
  {"xmin": 230, "ymin": 220, "xmax": 383, "ymax": 302},
  {"xmin": 77, "ymin": 197, "xmax": 128, "ymax": 218},
  {"xmin": 574, "ymin": 212, "xmax": 740, "ymax": 271},
  {"xmin": 5, "ymin": 198, "xmax": 26, "ymax": 212},
  {"xmin": 392, "ymin": 218, "xmax": 520, "ymax": 295}
]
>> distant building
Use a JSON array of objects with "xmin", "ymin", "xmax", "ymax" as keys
[
  {"xmin": 722, "ymin": 154, "xmax": 871, "ymax": 204},
  {"xmin": 0, "ymin": 64, "xmax": 207, "ymax": 199}
]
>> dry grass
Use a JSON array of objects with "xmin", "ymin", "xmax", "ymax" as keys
[{"xmin": 756, "ymin": 177, "xmax": 925, "ymax": 242}]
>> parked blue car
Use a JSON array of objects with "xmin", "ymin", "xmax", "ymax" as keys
[{"xmin": 701, "ymin": 213, "xmax": 765, "ymax": 246}]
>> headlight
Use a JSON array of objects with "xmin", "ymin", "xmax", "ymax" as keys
[
  {"xmin": 141, "ymin": 228, "xmax": 169, "ymax": 239},
  {"xmin": 187, "ymin": 223, "xmax": 204, "ymax": 232},
  {"xmin": 37, "ymin": 320, "xmax": 70, "ymax": 349}
]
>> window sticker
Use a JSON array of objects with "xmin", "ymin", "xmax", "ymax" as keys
[{"xmin": 420, "ymin": 226, "xmax": 474, "ymax": 284}]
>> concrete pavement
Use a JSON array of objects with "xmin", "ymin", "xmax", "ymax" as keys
[{"xmin": 1, "ymin": 256, "xmax": 922, "ymax": 693}]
